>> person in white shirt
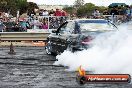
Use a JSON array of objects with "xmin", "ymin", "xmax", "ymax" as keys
[
  {"xmin": 93, "ymin": 9, "xmax": 101, "ymax": 19},
  {"xmin": 42, "ymin": 10, "xmax": 49, "ymax": 16}
]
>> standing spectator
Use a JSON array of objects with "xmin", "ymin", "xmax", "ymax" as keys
[
  {"xmin": 0, "ymin": 20, "xmax": 5, "ymax": 32},
  {"xmin": 125, "ymin": 6, "xmax": 131, "ymax": 21},
  {"xmin": 32, "ymin": 17, "xmax": 41, "ymax": 29},
  {"xmin": 49, "ymin": 9, "xmax": 55, "ymax": 16},
  {"xmin": 118, "ymin": 6, "xmax": 126, "ymax": 22},
  {"xmin": 27, "ymin": 10, "xmax": 36, "ymax": 22},
  {"xmin": 62, "ymin": 10, "xmax": 67, "ymax": 16},
  {"xmin": 103, "ymin": 9, "xmax": 109, "ymax": 15},
  {"xmin": 93, "ymin": 9, "xmax": 101, "ymax": 18},
  {"xmin": 130, "ymin": 6, "xmax": 132, "ymax": 19},
  {"xmin": 54, "ymin": 9, "xmax": 62, "ymax": 16},
  {"xmin": 61, "ymin": 10, "xmax": 68, "ymax": 21},
  {"xmin": 18, "ymin": 19, "xmax": 29, "ymax": 31},
  {"xmin": 28, "ymin": 10, "xmax": 36, "ymax": 17},
  {"xmin": 42, "ymin": 9, "xmax": 49, "ymax": 16},
  {"xmin": 41, "ymin": 21, "xmax": 48, "ymax": 29},
  {"xmin": 130, "ymin": 6, "xmax": 132, "ymax": 15},
  {"xmin": 118, "ymin": 7, "xmax": 125, "ymax": 15},
  {"xmin": 110, "ymin": 7, "xmax": 119, "ymax": 15},
  {"xmin": 39, "ymin": 9, "xmax": 43, "ymax": 16}
]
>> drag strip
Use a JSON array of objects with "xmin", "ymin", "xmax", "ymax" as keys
[{"xmin": 0, "ymin": 47, "xmax": 131, "ymax": 88}]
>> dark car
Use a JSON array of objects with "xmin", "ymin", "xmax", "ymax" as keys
[{"xmin": 45, "ymin": 19, "xmax": 117, "ymax": 55}]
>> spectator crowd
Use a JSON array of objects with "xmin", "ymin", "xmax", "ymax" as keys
[
  {"xmin": 1, "ymin": 5, "xmax": 132, "ymax": 32},
  {"xmin": 0, "ymin": 9, "xmax": 69, "ymax": 32},
  {"xmin": 92, "ymin": 5, "xmax": 132, "ymax": 22}
]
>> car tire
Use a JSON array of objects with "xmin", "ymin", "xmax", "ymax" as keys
[
  {"xmin": 79, "ymin": 76, "xmax": 86, "ymax": 85},
  {"xmin": 76, "ymin": 74, "xmax": 86, "ymax": 85},
  {"xmin": 45, "ymin": 41, "xmax": 53, "ymax": 55},
  {"xmin": 66, "ymin": 44, "xmax": 74, "ymax": 52}
]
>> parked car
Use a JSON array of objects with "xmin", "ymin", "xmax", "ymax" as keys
[{"xmin": 45, "ymin": 19, "xmax": 117, "ymax": 55}]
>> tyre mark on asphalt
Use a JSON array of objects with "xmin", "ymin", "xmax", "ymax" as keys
[
  {"xmin": 0, "ymin": 62, "xmax": 67, "ymax": 68},
  {"xmin": 0, "ymin": 57, "xmax": 57, "ymax": 61}
]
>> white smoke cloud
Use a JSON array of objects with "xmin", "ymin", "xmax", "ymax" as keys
[{"xmin": 54, "ymin": 22, "xmax": 132, "ymax": 75}]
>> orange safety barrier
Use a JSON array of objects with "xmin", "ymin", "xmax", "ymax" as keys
[{"xmin": 31, "ymin": 42, "xmax": 46, "ymax": 46}]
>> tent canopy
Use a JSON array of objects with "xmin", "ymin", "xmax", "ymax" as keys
[{"xmin": 108, "ymin": 3, "xmax": 127, "ymax": 8}]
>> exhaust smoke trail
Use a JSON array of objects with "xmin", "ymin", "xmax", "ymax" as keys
[{"xmin": 54, "ymin": 23, "xmax": 132, "ymax": 75}]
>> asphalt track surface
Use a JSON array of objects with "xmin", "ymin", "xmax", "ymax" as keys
[{"xmin": 0, "ymin": 47, "xmax": 131, "ymax": 88}]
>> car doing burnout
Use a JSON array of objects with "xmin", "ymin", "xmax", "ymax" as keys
[{"xmin": 45, "ymin": 19, "xmax": 117, "ymax": 55}]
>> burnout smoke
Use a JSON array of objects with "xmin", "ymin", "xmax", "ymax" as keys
[{"xmin": 54, "ymin": 23, "xmax": 132, "ymax": 75}]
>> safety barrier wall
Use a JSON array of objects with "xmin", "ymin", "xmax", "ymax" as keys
[{"xmin": 0, "ymin": 32, "xmax": 50, "ymax": 41}]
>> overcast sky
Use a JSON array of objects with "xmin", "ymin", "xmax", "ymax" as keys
[{"xmin": 27, "ymin": 0, "xmax": 132, "ymax": 6}]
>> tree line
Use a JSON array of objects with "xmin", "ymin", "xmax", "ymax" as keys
[
  {"xmin": 0, "ymin": 0, "xmax": 38, "ymax": 16},
  {"xmin": 63, "ymin": 1, "xmax": 107, "ymax": 17},
  {"xmin": 64, "ymin": 0, "xmax": 132, "ymax": 17}
]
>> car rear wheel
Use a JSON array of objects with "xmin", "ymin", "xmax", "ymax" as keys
[
  {"xmin": 66, "ymin": 44, "xmax": 74, "ymax": 52},
  {"xmin": 45, "ymin": 41, "xmax": 53, "ymax": 55},
  {"xmin": 76, "ymin": 74, "xmax": 86, "ymax": 85}
]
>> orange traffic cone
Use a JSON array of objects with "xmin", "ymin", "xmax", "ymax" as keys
[{"xmin": 8, "ymin": 42, "xmax": 16, "ymax": 55}]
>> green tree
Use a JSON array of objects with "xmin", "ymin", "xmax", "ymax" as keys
[
  {"xmin": 76, "ymin": 3, "xmax": 108, "ymax": 17},
  {"xmin": 98, "ymin": 6, "xmax": 108, "ymax": 13},
  {"xmin": 74, "ymin": 0, "xmax": 84, "ymax": 8},
  {"xmin": 74, "ymin": 0, "xmax": 84, "ymax": 10},
  {"xmin": 0, "ymin": 0, "xmax": 7, "ymax": 11},
  {"xmin": 15, "ymin": 0, "xmax": 28, "ymax": 15},
  {"xmin": 63, "ymin": 7, "xmax": 74, "ymax": 15},
  {"xmin": 77, "ymin": 3, "xmax": 96, "ymax": 17},
  {"xmin": 27, "ymin": 2, "xmax": 39, "ymax": 16},
  {"xmin": 0, "ymin": 0, "xmax": 38, "ymax": 16}
]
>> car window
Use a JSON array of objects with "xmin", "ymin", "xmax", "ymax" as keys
[
  {"xmin": 80, "ymin": 23, "xmax": 114, "ymax": 31},
  {"xmin": 78, "ymin": 20, "xmax": 115, "ymax": 32},
  {"xmin": 59, "ymin": 21, "xmax": 75, "ymax": 34}
]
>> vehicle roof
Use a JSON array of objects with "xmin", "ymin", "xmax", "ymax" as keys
[
  {"xmin": 74, "ymin": 19, "xmax": 108, "ymax": 23},
  {"xmin": 67, "ymin": 19, "xmax": 106, "ymax": 21},
  {"xmin": 75, "ymin": 19, "xmax": 106, "ymax": 21}
]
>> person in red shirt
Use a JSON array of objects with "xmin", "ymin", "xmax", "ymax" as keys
[
  {"xmin": 54, "ymin": 9, "xmax": 62, "ymax": 16},
  {"xmin": 62, "ymin": 10, "xmax": 67, "ymax": 16}
]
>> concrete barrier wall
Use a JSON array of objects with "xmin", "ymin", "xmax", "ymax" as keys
[{"xmin": 0, "ymin": 32, "xmax": 50, "ymax": 41}]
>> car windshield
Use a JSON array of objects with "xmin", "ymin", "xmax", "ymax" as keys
[{"xmin": 78, "ymin": 20, "xmax": 115, "ymax": 32}]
